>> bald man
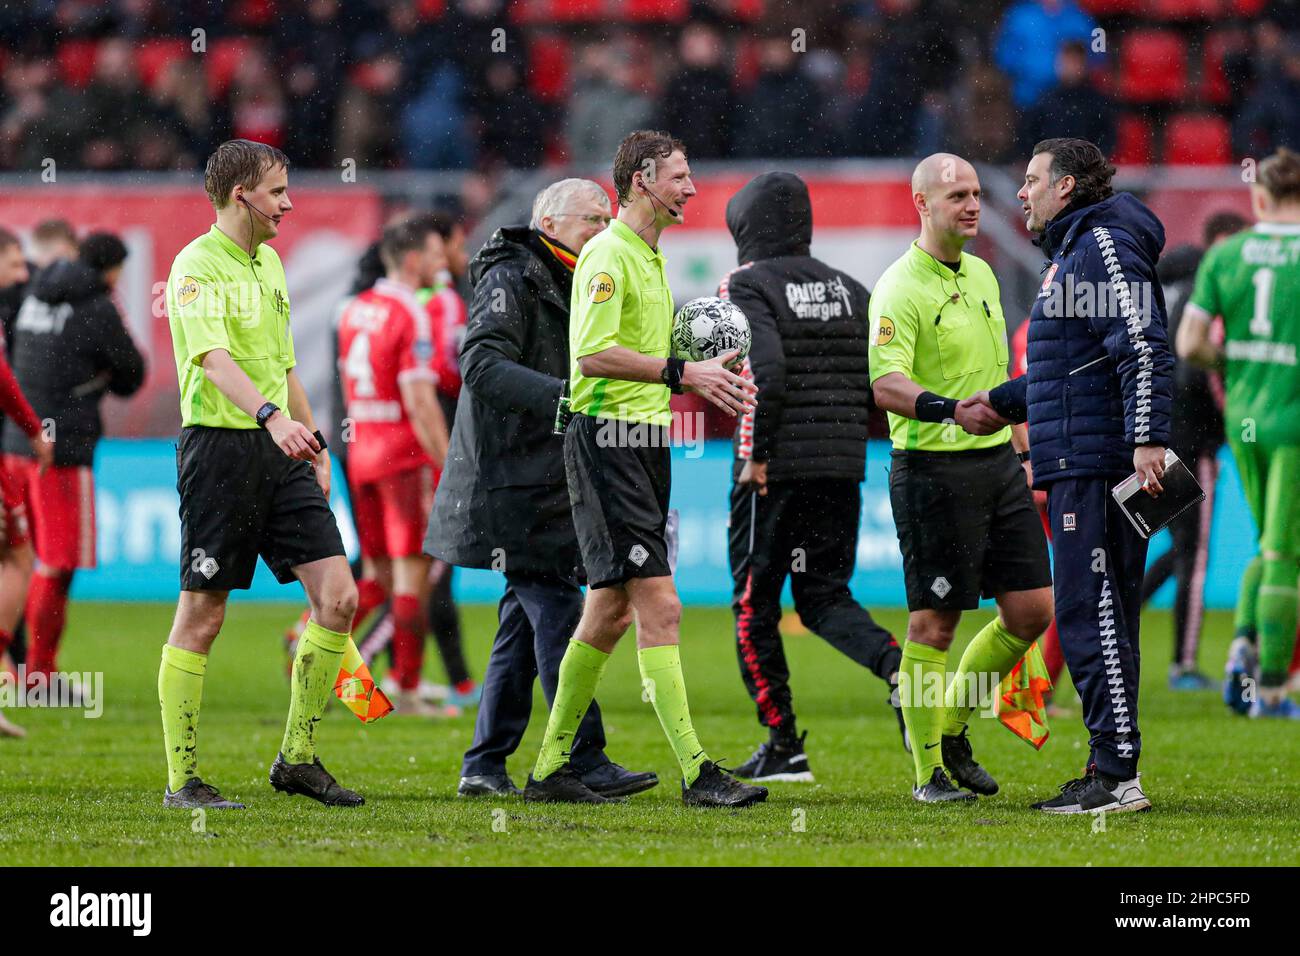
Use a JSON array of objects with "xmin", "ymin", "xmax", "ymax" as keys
[{"xmin": 869, "ymin": 153, "xmax": 1053, "ymax": 803}]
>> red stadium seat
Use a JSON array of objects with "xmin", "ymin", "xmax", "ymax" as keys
[
  {"xmin": 1145, "ymin": 0, "xmax": 1223, "ymax": 19},
  {"xmin": 1201, "ymin": 29, "xmax": 1246, "ymax": 105},
  {"xmin": 135, "ymin": 39, "xmax": 189, "ymax": 90},
  {"xmin": 546, "ymin": 0, "xmax": 606, "ymax": 19},
  {"xmin": 732, "ymin": 0, "xmax": 765, "ymax": 17},
  {"xmin": 1231, "ymin": 0, "xmax": 1268, "ymax": 13},
  {"xmin": 1164, "ymin": 112, "xmax": 1232, "ymax": 164},
  {"xmin": 625, "ymin": 0, "xmax": 690, "ymax": 19},
  {"xmin": 732, "ymin": 36, "xmax": 762, "ymax": 91},
  {"xmin": 1111, "ymin": 114, "xmax": 1154, "ymax": 165},
  {"xmin": 56, "ymin": 38, "xmax": 100, "ymax": 88},
  {"xmin": 417, "ymin": 0, "xmax": 446, "ymax": 16},
  {"xmin": 527, "ymin": 33, "xmax": 570, "ymax": 103},
  {"xmin": 1079, "ymin": 0, "xmax": 1142, "ymax": 13},
  {"xmin": 206, "ymin": 37, "xmax": 254, "ymax": 99},
  {"xmin": 1117, "ymin": 29, "xmax": 1188, "ymax": 102}
]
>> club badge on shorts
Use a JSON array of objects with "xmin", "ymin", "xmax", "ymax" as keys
[
  {"xmin": 1063, "ymin": 512, "xmax": 1077, "ymax": 532},
  {"xmin": 628, "ymin": 544, "xmax": 649, "ymax": 567},
  {"xmin": 930, "ymin": 576, "xmax": 951, "ymax": 598}
]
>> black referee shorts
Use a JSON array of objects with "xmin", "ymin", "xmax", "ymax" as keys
[
  {"xmin": 176, "ymin": 426, "xmax": 346, "ymax": 591},
  {"xmin": 564, "ymin": 412, "xmax": 672, "ymax": 590},
  {"xmin": 888, "ymin": 442, "xmax": 1051, "ymax": 611}
]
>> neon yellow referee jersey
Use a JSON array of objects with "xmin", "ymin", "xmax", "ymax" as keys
[
  {"xmin": 166, "ymin": 225, "xmax": 296, "ymax": 429},
  {"xmin": 569, "ymin": 218, "xmax": 673, "ymax": 427},
  {"xmin": 869, "ymin": 241, "xmax": 1011, "ymax": 452}
]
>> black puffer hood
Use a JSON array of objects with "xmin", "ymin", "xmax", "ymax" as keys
[
  {"xmin": 29, "ymin": 259, "xmax": 106, "ymax": 306},
  {"xmin": 725, "ymin": 171, "xmax": 812, "ymax": 264}
]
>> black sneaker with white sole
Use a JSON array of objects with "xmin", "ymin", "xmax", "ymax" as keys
[
  {"xmin": 682, "ymin": 760, "xmax": 768, "ymax": 808},
  {"xmin": 912, "ymin": 767, "xmax": 977, "ymax": 803},
  {"xmin": 163, "ymin": 777, "xmax": 246, "ymax": 810},
  {"xmin": 1033, "ymin": 766, "xmax": 1151, "ymax": 814},
  {"xmin": 941, "ymin": 727, "xmax": 998, "ymax": 795},
  {"xmin": 733, "ymin": 731, "xmax": 813, "ymax": 782}
]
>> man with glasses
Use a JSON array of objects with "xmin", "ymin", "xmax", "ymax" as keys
[{"xmin": 427, "ymin": 178, "xmax": 656, "ymax": 799}]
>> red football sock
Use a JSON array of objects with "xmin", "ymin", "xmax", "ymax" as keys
[
  {"xmin": 391, "ymin": 594, "xmax": 424, "ymax": 692},
  {"xmin": 26, "ymin": 572, "xmax": 69, "ymax": 677},
  {"xmin": 354, "ymin": 578, "xmax": 387, "ymax": 631}
]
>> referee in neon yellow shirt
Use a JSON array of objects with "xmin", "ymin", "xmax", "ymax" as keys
[
  {"xmin": 524, "ymin": 130, "xmax": 766, "ymax": 808},
  {"xmin": 869, "ymin": 153, "xmax": 1053, "ymax": 803},
  {"xmin": 159, "ymin": 140, "xmax": 362, "ymax": 810}
]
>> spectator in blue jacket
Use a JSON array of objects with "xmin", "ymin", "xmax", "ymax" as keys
[
  {"xmin": 994, "ymin": 0, "xmax": 1099, "ymax": 109},
  {"xmin": 978, "ymin": 138, "xmax": 1174, "ymax": 815}
]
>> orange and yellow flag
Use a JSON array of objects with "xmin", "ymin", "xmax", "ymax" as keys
[
  {"xmin": 334, "ymin": 637, "xmax": 393, "ymax": 723},
  {"xmin": 997, "ymin": 640, "xmax": 1052, "ymax": 749}
]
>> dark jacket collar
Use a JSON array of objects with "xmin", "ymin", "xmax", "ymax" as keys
[
  {"xmin": 469, "ymin": 225, "xmax": 571, "ymax": 310},
  {"xmin": 1037, "ymin": 192, "xmax": 1166, "ymax": 265}
]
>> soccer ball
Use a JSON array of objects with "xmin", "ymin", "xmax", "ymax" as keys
[{"xmin": 671, "ymin": 297, "xmax": 751, "ymax": 366}]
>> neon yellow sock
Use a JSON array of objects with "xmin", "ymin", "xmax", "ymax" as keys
[
  {"xmin": 899, "ymin": 639, "xmax": 947, "ymax": 788},
  {"xmin": 638, "ymin": 643, "xmax": 708, "ymax": 786},
  {"xmin": 159, "ymin": 644, "xmax": 206, "ymax": 792},
  {"xmin": 281, "ymin": 620, "xmax": 348, "ymax": 764},
  {"xmin": 534, "ymin": 639, "xmax": 609, "ymax": 780},
  {"xmin": 943, "ymin": 617, "xmax": 1033, "ymax": 737}
]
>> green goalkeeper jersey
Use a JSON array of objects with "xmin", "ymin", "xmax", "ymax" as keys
[{"xmin": 1189, "ymin": 222, "xmax": 1300, "ymax": 447}]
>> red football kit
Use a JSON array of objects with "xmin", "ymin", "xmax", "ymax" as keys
[{"xmin": 338, "ymin": 278, "xmax": 440, "ymax": 559}]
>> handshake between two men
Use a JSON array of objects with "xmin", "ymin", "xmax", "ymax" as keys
[{"xmin": 950, "ymin": 389, "xmax": 1167, "ymax": 497}]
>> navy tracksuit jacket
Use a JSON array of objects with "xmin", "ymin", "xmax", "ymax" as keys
[{"xmin": 990, "ymin": 193, "xmax": 1174, "ymax": 779}]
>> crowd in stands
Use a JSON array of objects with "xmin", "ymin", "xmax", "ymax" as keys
[{"xmin": 1, "ymin": 0, "xmax": 1297, "ymax": 173}]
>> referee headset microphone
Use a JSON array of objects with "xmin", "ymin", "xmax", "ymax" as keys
[
  {"xmin": 636, "ymin": 178, "xmax": 683, "ymax": 239},
  {"xmin": 237, "ymin": 192, "xmax": 278, "ymax": 260}
]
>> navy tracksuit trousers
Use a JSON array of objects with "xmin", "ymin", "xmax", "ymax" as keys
[{"xmin": 1047, "ymin": 477, "xmax": 1148, "ymax": 780}]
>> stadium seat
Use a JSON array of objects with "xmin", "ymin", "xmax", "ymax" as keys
[
  {"xmin": 1079, "ymin": 0, "xmax": 1142, "ymax": 14},
  {"xmin": 1230, "ymin": 0, "xmax": 1268, "ymax": 13},
  {"xmin": 545, "ymin": 0, "xmax": 606, "ymax": 20},
  {"xmin": 1117, "ymin": 29, "xmax": 1188, "ymax": 102},
  {"xmin": 135, "ymin": 39, "xmax": 189, "ymax": 90},
  {"xmin": 1201, "ymin": 28, "xmax": 1246, "ymax": 105},
  {"xmin": 417, "ymin": 0, "xmax": 447, "ymax": 16},
  {"xmin": 626, "ymin": 0, "xmax": 690, "ymax": 19},
  {"xmin": 1145, "ymin": 0, "xmax": 1223, "ymax": 19},
  {"xmin": 732, "ymin": 36, "xmax": 762, "ymax": 91},
  {"xmin": 527, "ymin": 33, "xmax": 571, "ymax": 103},
  {"xmin": 1164, "ymin": 112, "xmax": 1232, "ymax": 164},
  {"xmin": 205, "ymin": 37, "xmax": 254, "ymax": 99},
  {"xmin": 56, "ymin": 38, "xmax": 100, "ymax": 88},
  {"xmin": 732, "ymin": 0, "xmax": 765, "ymax": 18},
  {"xmin": 1111, "ymin": 113, "xmax": 1154, "ymax": 165}
]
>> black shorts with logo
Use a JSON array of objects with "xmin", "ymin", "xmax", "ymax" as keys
[
  {"xmin": 564, "ymin": 412, "xmax": 672, "ymax": 589},
  {"xmin": 888, "ymin": 442, "xmax": 1052, "ymax": 611},
  {"xmin": 177, "ymin": 426, "xmax": 346, "ymax": 591}
]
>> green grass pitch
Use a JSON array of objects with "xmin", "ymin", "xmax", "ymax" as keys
[{"xmin": 1, "ymin": 601, "xmax": 1296, "ymax": 866}]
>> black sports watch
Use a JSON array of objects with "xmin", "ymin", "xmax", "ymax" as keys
[
  {"xmin": 661, "ymin": 357, "xmax": 685, "ymax": 395},
  {"xmin": 255, "ymin": 402, "xmax": 280, "ymax": 429}
]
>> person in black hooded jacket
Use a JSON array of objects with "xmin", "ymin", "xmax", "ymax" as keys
[
  {"xmin": 720, "ymin": 171, "xmax": 906, "ymax": 783},
  {"xmin": 1, "ymin": 232, "xmax": 144, "ymax": 683},
  {"xmin": 425, "ymin": 178, "xmax": 655, "ymax": 800}
]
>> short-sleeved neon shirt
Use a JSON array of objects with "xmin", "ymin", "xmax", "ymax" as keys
[
  {"xmin": 569, "ymin": 218, "xmax": 673, "ymax": 427},
  {"xmin": 1188, "ymin": 221, "xmax": 1300, "ymax": 447},
  {"xmin": 167, "ymin": 224, "xmax": 295, "ymax": 429},
  {"xmin": 868, "ymin": 241, "xmax": 1011, "ymax": 452}
]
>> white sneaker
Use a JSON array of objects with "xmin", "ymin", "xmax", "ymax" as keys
[{"xmin": 395, "ymin": 690, "xmax": 460, "ymax": 719}]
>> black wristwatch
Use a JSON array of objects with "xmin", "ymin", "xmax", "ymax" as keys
[
  {"xmin": 661, "ymin": 357, "xmax": 685, "ymax": 395},
  {"xmin": 255, "ymin": 402, "xmax": 280, "ymax": 429},
  {"xmin": 1017, "ymin": 450, "xmax": 1031, "ymax": 463}
]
